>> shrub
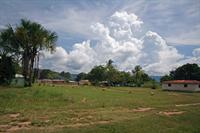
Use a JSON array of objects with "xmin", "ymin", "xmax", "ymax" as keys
[{"xmin": 143, "ymin": 81, "xmax": 160, "ymax": 89}]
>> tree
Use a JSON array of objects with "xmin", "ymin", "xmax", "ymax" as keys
[
  {"xmin": 104, "ymin": 59, "xmax": 122, "ymax": 85},
  {"xmin": 118, "ymin": 71, "xmax": 133, "ymax": 86},
  {"xmin": 107, "ymin": 59, "xmax": 113, "ymax": 67},
  {"xmin": 0, "ymin": 19, "xmax": 57, "ymax": 86},
  {"xmin": 160, "ymin": 75, "xmax": 173, "ymax": 82},
  {"xmin": 132, "ymin": 65, "xmax": 144, "ymax": 87},
  {"xmin": 0, "ymin": 26, "xmax": 19, "ymax": 85},
  {"xmin": 170, "ymin": 63, "xmax": 200, "ymax": 80},
  {"xmin": 60, "ymin": 71, "xmax": 71, "ymax": 81},
  {"xmin": 0, "ymin": 55, "xmax": 16, "ymax": 85},
  {"xmin": 106, "ymin": 67, "xmax": 120, "ymax": 86},
  {"xmin": 87, "ymin": 66, "xmax": 107, "ymax": 84},
  {"xmin": 141, "ymin": 73, "xmax": 151, "ymax": 82},
  {"xmin": 76, "ymin": 72, "xmax": 88, "ymax": 82},
  {"xmin": 160, "ymin": 63, "xmax": 200, "ymax": 82},
  {"xmin": 0, "ymin": 25, "xmax": 20, "ymax": 58},
  {"xmin": 39, "ymin": 69, "xmax": 61, "ymax": 79},
  {"xmin": 131, "ymin": 65, "xmax": 151, "ymax": 87}
]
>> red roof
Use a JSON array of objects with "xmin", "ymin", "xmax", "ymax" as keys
[{"xmin": 163, "ymin": 80, "xmax": 200, "ymax": 84}]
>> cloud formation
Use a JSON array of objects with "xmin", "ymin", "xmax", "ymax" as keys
[{"xmin": 40, "ymin": 11, "xmax": 199, "ymax": 75}]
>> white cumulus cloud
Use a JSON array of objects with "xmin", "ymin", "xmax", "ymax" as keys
[
  {"xmin": 40, "ymin": 11, "xmax": 199, "ymax": 75},
  {"xmin": 193, "ymin": 48, "xmax": 200, "ymax": 57}
]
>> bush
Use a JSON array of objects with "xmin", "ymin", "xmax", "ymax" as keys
[
  {"xmin": 0, "ymin": 55, "xmax": 16, "ymax": 85},
  {"xmin": 143, "ymin": 81, "xmax": 159, "ymax": 89}
]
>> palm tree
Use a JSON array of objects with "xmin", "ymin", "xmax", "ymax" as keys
[
  {"xmin": 1, "ymin": 19, "xmax": 57, "ymax": 86},
  {"xmin": 0, "ymin": 25, "xmax": 20, "ymax": 57},
  {"xmin": 132, "ymin": 65, "xmax": 144, "ymax": 87}
]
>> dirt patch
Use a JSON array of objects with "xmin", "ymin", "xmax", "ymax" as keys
[
  {"xmin": 69, "ymin": 107, "xmax": 154, "ymax": 117},
  {"xmin": 7, "ymin": 126, "xmax": 29, "ymax": 132},
  {"xmin": 175, "ymin": 103, "xmax": 200, "ymax": 107},
  {"xmin": 119, "ymin": 107, "xmax": 154, "ymax": 113},
  {"xmin": 168, "ymin": 93, "xmax": 180, "ymax": 96},
  {"xmin": 0, "ymin": 124, "xmax": 10, "ymax": 132},
  {"xmin": 9, "ymin": 113, "xmax": 20, "ymax": 119},
  {"xmin": 66, "ymin": 120, "xmax": 112, "ymax": 128},
  {"xmin": 159, "ymin": 111, "xmax": 184, "ymax": 116},
  {"xmin": 0, "ymin": 121, "xmax": 31, "ymax": 132},
  {"xmin": 133, "ymin": 108, "xmax": 153, "ymax": 112},
  {"xmin": 17, "ymin": 121, "xmax": 31, "ymax": 127},
  {"xmin": 66, "ymin": 123, "xmax": 90, "ymax": 128},
  {"xmin": 116, "ymin": 107, "xmax": 153, "ymax": 113}
]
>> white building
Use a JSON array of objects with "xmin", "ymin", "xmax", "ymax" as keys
[{"xmin": 162, "ymin": 80, "xmax": 200, "ymax": 92}]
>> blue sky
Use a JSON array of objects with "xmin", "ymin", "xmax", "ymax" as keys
[{"xmin": 0, "ymin": 0, "xmax": 199, "ymax": 75}]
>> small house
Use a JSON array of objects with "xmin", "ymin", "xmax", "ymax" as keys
[
  {"xmin": 79, "ymin": 80, "xmax": 91, "ymax": 85},
  {"xmin": 38, "ymin": 79, "xmax": 65, "ymax": 84},
  {"xmin": 11, "ymin": 74, "xmax": 25, "ymax": 87},
  {"xmin": 68, "ymin": 80, "xmax": 78, "ymax": 85},
  {"xmin": 162, "ymin": 80, "xmax": 200, "ymax": 92}
]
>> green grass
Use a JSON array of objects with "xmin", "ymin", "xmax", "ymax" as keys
[{"xmin": 0, "ymin": 85, "xmax": 200, "ymax": 133}]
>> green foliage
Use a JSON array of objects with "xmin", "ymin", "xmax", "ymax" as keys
[
  {"xmin": 76, "ymin": 72, "xmax": 88, "ymax": 82},
  {"xmin": 39, "ymin": 69, "xmax": 61, "ymax": 79},
  {"xmin": 161, "ymin": 63, "xmax": 200, "ymax": 82},
  {"xmin": 85, "ymin": 61, "xmax": 151, "ymax": 87},
  {"xmin": 132, "ymin": 65, "xmax": 151, "ymax": 87},
  {"xmin": 39, "ymin": 69, "xmax": 71, "ymax": 81},
  {"xmin": 118, "ymin": 71, "xmax": 133, "ymax": 86},
  {"xmin": 160, "ymin": 75, "xmax": 173, "ymax": 82},
  {"xmin": 0, "ymin": 25, "xmax": 20, "ymax": 56},
  {"xmin": 0, "ymin": 55, "xmax": 16, "ymax": 85},
  {"xmin": 87, "ymin": 61, "xmax": 127, "ymax": 85},
  {"xmin": 143, "ymin": 80, "xmax": 159, "ymax": 89},
  {"xmin": 60, "ymin": 71, "xmax": 71, "ymax": 81},
  {"xmin": 170, "ymin": 63, "xmax": 200, "ymax": 80},
  {"xmin": 0, "ymin": 19, "xmax": 58, "ymax": 86},
  {"xmin": 105, "ymin": 62, "xmax": 121, "ymax": 85},
  {"xmin": 87, "ymin": 66, "xmax": 107, "ymax": 84}
]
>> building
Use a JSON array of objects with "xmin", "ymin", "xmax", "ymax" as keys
[
  {"xmin": 162, "ymin": 80, "xmax": 200, "ymax": 92},
  {"xmin": 38, "ymin": 79, "xmax": 65, "ymax": 84},
  {"xmin": 79, "ymin": 80, "xmax": 91, "ymax": 85},
  {"xmin": 11, "ymin": 74, "xmax": 25, "ymax": 87},
  {"xmin": 68, "ymin": 80, "xmax": 78, "ymax": 85}
]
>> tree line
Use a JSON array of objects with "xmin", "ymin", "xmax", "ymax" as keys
[
  {"xmin": 39, "ymin": 69, "xmax": 71, "ymax": 81},
  {"xmin": 160, "ymin": 63, "xmax": 200, "ymax": 82},
  {"xmin": 76, "ymin": 60, "xmax": 153, "ymax": 87}
]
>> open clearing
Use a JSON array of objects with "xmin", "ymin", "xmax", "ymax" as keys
[{"xmin": 0, "ymin": 85, "xmax": 200, "ymax": 133}]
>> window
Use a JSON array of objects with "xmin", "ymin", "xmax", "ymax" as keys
[
  {"xmin": 184, "ymin": 84, "xmax": 188, "ymax": 87},
  {"xmin": 168, "ymin": 83, "xmax": 171, "ymax": 87}
]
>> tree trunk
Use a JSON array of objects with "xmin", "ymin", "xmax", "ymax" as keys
[
  {"xmin": 32, "ymin": 54, "xmax": 39, "ymax": 83},
  {"xmin": 22, "ymin": 53, "xmax": 29, "ymax": 87},
  {"xmin": 28, "ymin": 54, "xmax": 35, "ymax": 86},
  {"xmin": 37, "ymin": 54, "xmax": 40, "ymax": 80}
]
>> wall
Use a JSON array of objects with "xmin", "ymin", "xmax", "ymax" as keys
[
  {"xmin": 162, "ymin": 83, "xmax": 200, "ymax": 92},
  {"xmin": 11, "ymin": 77, "xmax": 25, "ymax": 87},
  {"xmin": 195, "ymin": 84, "xmax": 200, "ymax": 91}
]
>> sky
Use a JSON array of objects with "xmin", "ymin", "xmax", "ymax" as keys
[{"xmin": 0, "ymin": 0, "xmax": 200, "ymax": 75}]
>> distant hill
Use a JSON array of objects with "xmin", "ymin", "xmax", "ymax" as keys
[{"xmin": 150, "ymin": 76, "xmax": 161, "ymax": 82}]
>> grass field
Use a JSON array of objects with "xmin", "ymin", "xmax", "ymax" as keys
[{"xmin": 0, "ymin": 85, "xmax": 200, "ymax": 133}]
